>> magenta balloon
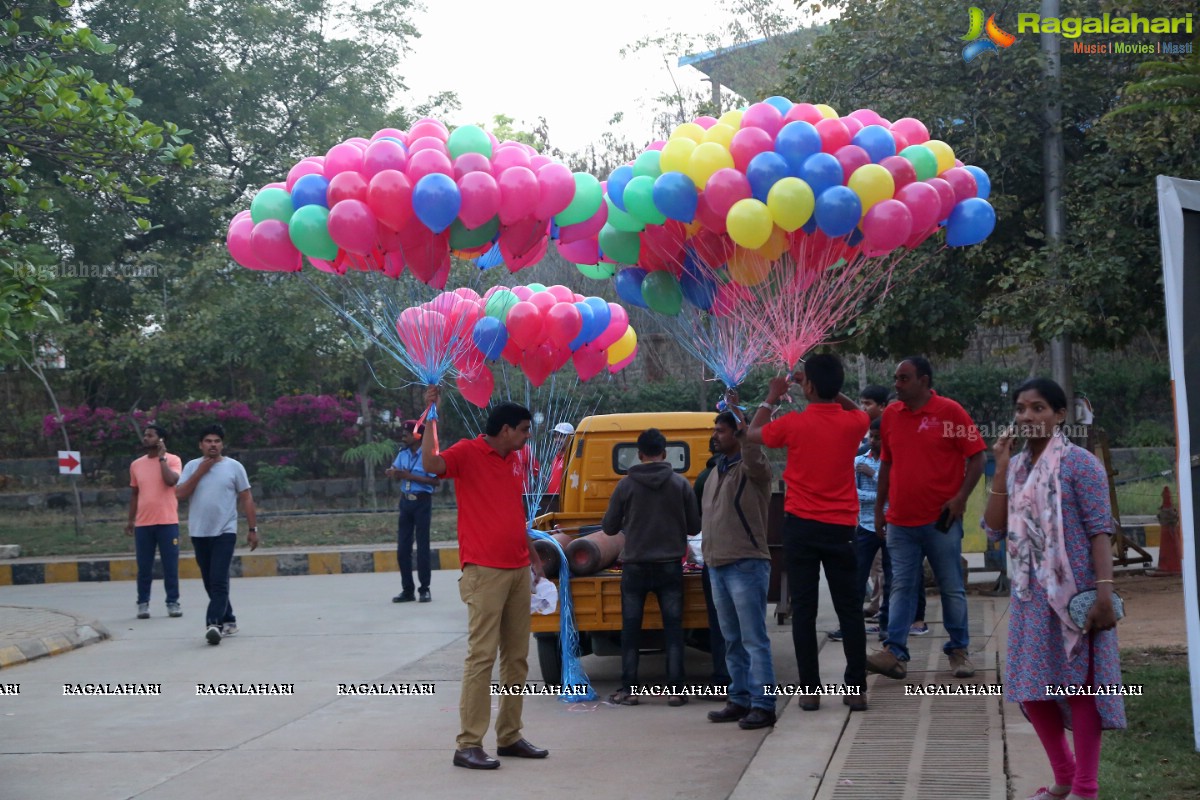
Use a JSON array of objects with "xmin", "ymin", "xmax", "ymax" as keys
[
  {"xmin": 694, "ymin": 116, "xmax": 719, "ymax": 130},
  {"xmin": 406, "ymin": 149, "xmax": 453, "ymax": 183},
  {"xmin": 492, "ymin": 146, "xmax": 532, "ymax": 174},
  {"xmin": 861, "ymin": 199, "xmax": 913, "ymax": 253},
  {"xmin": 372, "ymin": 127, "xmax": 407, "ymax": 142},
  {"xmin": 409, "ymin": 120, "xmax": 448, "ymax": 142},
  {"xmin": 327, "ymin": 199, "xmax": 379, "ymax": 255},
  {"xmin": 895, "ymin": 181, "xmax": 941, "ymax": 233},
  {"xmin": 730, "ymin": 127, "xmax": 774, "ymax": 173},
  {"xmin": 308, "ymin": 257, "xmax": 343, "ymax": 274},
  {"xmin": 263, "ymin": 182, "xmax": 286, "ymax": 191},
  {"xmin": 785, "ymin": 103, "xmax": 825, "ymax": 126},
  {"xmin": 841, "ymin": 116, "xmax": 864, "ymax": 138},
  {"xmin": 546, "ymin": 284, "xmax": 575, "ymax": 303},
  {"xmin": 530, "ymin": 155, "xmax": 553, "ymax": 171},
  {"xmin": 535, "ymin": 163, "xmax": 575, "ymax": 219},
  {"xmin": 591, "ymin": 303, "xmax": 629, "ymax": 350},
  {"xmin": 646, "ymin": 140, "xmax": 666, "ymax": 151},
  {"xmin": 834, "ymin": 145, "xmax": 871, "ymax": 184},
  {"xmin": 527, "ymin": 291, "xmax": 557, "ymax": 316},
  {"xmin": 408, "ymin": 136, "xmax": 449, "ymax": 157},
  {"xmin": 741, "ymin": 102, "xmax": 785, "ymax": 138},
  {"xmin": 250, "ymin": 219, "xmax": 302, "ymax": 271},
  {"xmin": 457, "ymin": 171, "xmax": 501, "ymax": 229},
  {"xmin": 324, "ymin": 143, "xmax": 364, "ymax": 178},
  {"xmin": 505, "ymin": 301, "xmax": 544, "ymax": 349},
  {"xmin": 286, "ymin": 160, "xmax": 324, "ymax": 191},
  {"xmin": 511, "ymin": 285, "xmax": 533, "ymax": 301},
  {"xmin": 544, "ymin": 302, "xmax": 583, "ymax": 348},
  {"xmin": 879, "ymin": 155, "xmax": 918, "ymax": 191},
  {"xmin": 453, "ymin": 152, "xmax": 493, "ymax": 179},
  {"xmin": 941, "ymin": 167, "xmax": 979, "ymax": 202},
  {"xmin": 497, "ymin": 166, "xmax": 539, "ymax": 225},
  {"xmin": 890, "ymin": 117, "xmax": 930, "ymax": 145},
  {"xmin": 363, "ymin": 139, "xmax": 408, "ymax": 178},
  {"xmin": 926, "ymin": 177, "xmax": 957, "ymax": 221},
  {"xmin": 816, "ymin": 118, "xmax": 851, "ymax": 154},
  {"xmin": 226, "ymin": 215, "xmax": 260, "ymax": 269},
  {"xmin": 848, "ymin": 108, "xmax": 886, "ymax": 127},
  {"xmin": 557, "ymin": 237, "xmax": 600, "ymax": 265},
  {"xmin": 558, "ymin": 200, "xmax": 608, "ymax": 244},
  {"xmin": 367, "ymin": 170, "xmax": 413, "ymax": 232},
  {"xmin": 704, "ymin": 168, "xmax": 752, "ymax": 218},
  {"xmin": 346, "ymin": 137, "xmax": 370, "ymax": 149},
  {"xmin": 302, "ymin": 156, "xmax": 326, "ymax": 165}
]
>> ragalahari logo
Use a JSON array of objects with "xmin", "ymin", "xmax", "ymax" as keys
[{"xmin": 962, "ymin": 7, "xmax": 1016, "ymax": 62}]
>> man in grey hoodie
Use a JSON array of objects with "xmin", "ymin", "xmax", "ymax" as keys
[{"xmin": 602, "ymin": 428, "xmax": 701, "ymax": 707}]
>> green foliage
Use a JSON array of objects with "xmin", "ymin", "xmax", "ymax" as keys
[
  {"xmin": 254, "ymin": 462, "xmax": 301, "ymax": 495},
  {"xmin": 342, "ymin": 440, "xmax": 397, "ymax": 471}
]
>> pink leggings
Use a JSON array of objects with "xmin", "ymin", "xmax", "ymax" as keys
[{"xmin": 1023, "ymin": 698, "xmax": 1103, "ymax": 798}]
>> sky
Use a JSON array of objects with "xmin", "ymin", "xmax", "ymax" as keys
[{"xmin": 400, "ymin": 0, "xmax": 789, "ymax": 155}]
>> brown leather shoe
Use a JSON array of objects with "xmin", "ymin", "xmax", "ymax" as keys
[
  {"xmin": 799, "ymin": 695, "xmax": 821, "ymax": 711},
  {"xmin": 738, "ymin": 707, "xmax": 777, "ymax": 729},
  {"xmin": 496, "ymin": 738, "xmax": 548, "ymax": 759},
  {"xmin": 844, "ymin": 691, "xmax": 868, "ymax": 711},
  {"xmin": 453, "ymin": 747, "xmax": 500, "ymax": 769},
  {"xmin": 707, "ymin": 702, "xmax": 750, "ymax": 723}
]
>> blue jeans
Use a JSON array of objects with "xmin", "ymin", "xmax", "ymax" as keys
[
  {"xmin": 192, "ymin": 533, "xmax": 237, "ymax": 627},
  {"xmin": 701, "ymin": 565, "xmax": 729, "ymax": 684},
  {"xmin": 710, "ymin": 559, "xmax": 776, "ymax": 711},
  {"xmin": 134, "ymin": 523, "xmax": 180, "ymax": 604},
  {"xmin": 854, "ymin": 526, "xmax": 890, "ymax": 627},
  {"xmin": 397, "ymin": 493, "xmax": 433, "ymax": 593},
  {"xmin": 884, "ymin": 519, "xmax": 969, "ymax": 660},
  {"xmin": 619, "ymin": 561, "xmax": 685, "ymax": 691}
]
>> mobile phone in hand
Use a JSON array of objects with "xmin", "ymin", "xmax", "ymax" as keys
[{"xmin": 935, "ymin": 507, "xmax": 953, "ymax": 533}]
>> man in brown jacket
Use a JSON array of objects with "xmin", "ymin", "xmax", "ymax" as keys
[{"xmin": 701, "ymin": 405, "xmax": 778, "ymax": 730}]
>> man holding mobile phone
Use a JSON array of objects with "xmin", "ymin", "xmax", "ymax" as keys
[
  {"xmin": 126, "ymin": 424, "xmax": 182, "ymax": 619},
  {"xmin": 867, "ymin": 357, "xmax": 986, "ymax": 681}
]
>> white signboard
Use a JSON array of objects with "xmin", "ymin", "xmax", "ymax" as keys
[{"xmin": 57, "ymin": 451, "xmax": 81, "ymax": 475}]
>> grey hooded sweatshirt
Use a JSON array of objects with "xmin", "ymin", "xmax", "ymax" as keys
[{"xmin": 601, "ymin": 460, "xmax": 701, "ymax": 563}]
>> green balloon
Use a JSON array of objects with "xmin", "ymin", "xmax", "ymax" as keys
[
  {"xmin": 251, "ymin": 188, "xmax": 294, "ymax": 224},
  {"xmin": 641, "ymin": 270, "xmax": 683, "ymax": 316},
  {"xmin": 598, "ymin": 224, "xmax": 640, "ymax": 265},
  {"xmin": 633, "ymin": 150, "xmax": 662, "ymax": 179},
  {"xmin": 288, "ymin": 205, "xmax": 337, "ymax": 260},
  {"xmin": 525, "ymin": 283, "xmax": 548, "ymax": 292},
  {"xmin": 447, "ymin": 125, "xmax": 493, "ymax": 160},
  {"xmin": 605, "ymin": 196, "xmax": 646, "ymax": 233},
  {"xmin": 485, "ymin": 289, "xmax": 520, "ymax": 321},
  {"xmin": 555, "ymin": 173, "xmax": 602, "ymax": 227},
  {"xmin": 577, "ymin": 263, "xmax": 615, "ymax": 279},
  {"xmin": 900, "ymin": 145, "xmax": 938, "ymax": 182},
  {"xmin": 449, "ymin": 216, "xmax": 500, "ymax": 250},
  {"xmin": 623, "ymin": 175, "xmax": 666, "ymax": 226}
]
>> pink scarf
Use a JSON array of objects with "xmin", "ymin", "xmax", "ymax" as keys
[{"xmin": 1007, "ymin": 432, "xmax": 1082, "ymax": 659}]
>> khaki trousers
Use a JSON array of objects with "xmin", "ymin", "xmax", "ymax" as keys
[{"xmin": 457, "ymin": 563, "xmax": 531, "ymax": 749}]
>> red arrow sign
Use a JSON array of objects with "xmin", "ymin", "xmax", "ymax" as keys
[{"xmin": 58, "ymin": 453, "xmax": 80, "ymax": 471}]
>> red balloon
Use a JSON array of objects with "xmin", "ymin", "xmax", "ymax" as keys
[
  {"xmin": 328, "ymin": 171, "xmax": 369, "ymax": 206},
  {"xmin": 457, "ymin": 171, "xmax": 501, "ymax": 229},
  {"xmin": 573, "ymin": 343, "xmax": 608, "ymax": 381},
  {"xmin": 689, "ymin": 228, "xmax": 736, "ymax": 270},
  {"xmin": 527, "ymin": 291, "xmax": 557, "ymax": 316},
  {"xmin": 504, "ymin": 301, "xmax": 544, "ymax": 349},
  {"xmin": 926, "ymin": 177, "xmax": 957, "ymax": 222},
  {"xmin": 546, "ymin": 284, "xmax": 575, "ymax": 303},
  {"xmin": 367, "ymin": 170, "xmax": 413, "ymax": 231},
  {"xmin": 834, "ymin": 145, "xmax": 871, "ymax": 184},
  {"xmin": 816, "ymin": 118, "xmax": 851, "ymax": 154},
  {"xmin": 861, "ymin": 199, "xmax": 913, "ymax": 254},
  {"xmin": 544, "ymin": 303, "xmax": 583, "ymax": 348},
  {"xmin": 521, "ymin": 341, "xmax": 556, "ymax": 387},
  {"xmin": 784, "ymin": 103, "xmax": 825, "ymax": 126},
  {"xmin": 895, "ymin": 182, "xmax": 942, "ymax": 234},
  {"xmin": 695, "ymin": 190, "xmax": 728, "ymax": 234},
  {"xmin": 879, "ymin": 156, "xmax": 918, "ymax": 191},
  {"xmin": 940, "ymin": 167, "xmax": 979, "ymax": 203},
  {"xmin": 456, "ymin": 363, "xmax": 494, "ymax": 408},
  {"xmin": 500, "ymin": 338, "xmax": 523, "ymax": 366},
  {"xmin": 497, "ymin": 167, "xmax": 539, "ymax": 225},
  {"xmin": 704, "ymin": 168, "xmax": 753, "ymax": 219}
]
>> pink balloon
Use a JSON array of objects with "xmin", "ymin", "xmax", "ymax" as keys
[
  {"xmin": 455, "ymin": 287, "xmax": 483, "ymax": 303},
  {"xmin": 363, "ymin": 139, "xmax": 408, "ymax": 178},
  {"xmin": 492, "ymin": 146, "xmax": 532, "ymax": 174},
  {"xmin": 453, "ymin": 152, "xmax": 493, "ymax": 179},
  {"xmin": 530, "ymin": 154, "xmax": 553, "ymax": 171},
  {"xmin": 546, "ymin": 284, "xmax": 575, "ymax": 303},
  {"xmin": 409, "ymin": 120, "xmax": 448, "ymax": 141},
  {"xmin": 703, "ymin": 169, "xmax": 752, "ymax": 219},
  {"xmin": 890, "ymin": 118, "xmax": 930, "ymax": 145},
  {"xmin": 406, "ymin": 149, "xmax": 453, "ymax": 183},
  {"xmin": 834, "ymin": 145, "xmax": 871, "ymax": 184},
  {"xmin": 527, "ymin": 291, "xmax": 557, "ymax": 317},
  {"xmin": 741, "ymin": 102, "xmax": 785, "ymax": 138},
  {"xmin": 558, "ymin": 200, "xmax": 608, "ymax": 244},
  {"xmin": 694, "ymin": 116, "xmax": 719, "ymax": 130},
  {"xmin": 544, "ymin": 303, "xmax": 583, "ymax": 348},
  {"xmin": 861, "ymin": 199, "xmax": 913, "ymax": 253},
  {"xmin": 302, "ymin": 156, "xmax": 325, "ymax": 165},
  {"xmin": 840, "ymin": 116, "xmax": 864, "ymax": 138},
  {"xmin": 457, "ymin": 171, "xmax": 501, "ymax": 229},
  {"xmin": 408, "ymin": 136, "xmax": 449, "ymax": 157},
  {"xmin": 879, "ymin": 156, "xmax": 917, "ymax": 191},
  {"xmin": 557, "ymin": 237, "xmax": 600, "ymax": 265},
  {"xmin": 497, "ymin": 166, "xmax": 539, "ymax": 225},
  {"xmin": 286, "ymin": 160, "xmax": 324, "ymax": 192},
  {"xmin": 784, "ymin": 103, "xmax": 825, "ymax": 126},
  {"xmin": 816, "ymin": 118, "xmax": 851, "ymax": 154},
  {"xmin": 263, "ymin": 182, "xmax": 286, "ymax": 191},
  {"xmin": 905, "ymin": 224, "xmax": 939, "ymax": 249},
  {"xmin": 694, "ymin": 191, "xmax": 727, "ymax": 234},
  {"xmin": 607, "ymin": 344, "xmax": 637, "ymax": 374},
  {"xmin": 250, "ymin": 219, "xmax": 302, "ymax": 271},
  {"xmin": 591, "ymin": 303, "xmax": 629, "ymax": 350},
  {"xmin": 848, "ymin": 108, "xmax": 886, "ymax": 127},
  {"xmin": 456, "ymin": 364, "xmax": 494, "ymax": 408},
  {"xmin": 448, "ymin": 298, "xmax": 484, "ymax": 338},
  {"xmin": 371, "ymin": 128, "xmax": 407, "ymax": 142},
  {"xmin": 941, "ymin": 167, "xmax": 979, "ymax": 202},
  {"xmin": 324, "ymin": 143, "xmax": 364, "ymax": 178},
  {"xmin": 328, "ymin": 171, "xmax": 369, "ymax": 206},
  {"xmin": 729, "ymin": 127, "xmax": 774, "ymax": 173},
  {"xmin": 511, "ymin": 285, "xmax": 534, "ymax": 300},
  {"xmin": 327, "ymin": 200, "xmax": 379, "ymax": 255},
  {"xmin": 308, "ymin": 257, "xmax": 344, "ymax": 275},
  {"xmin": 890, "ymin": 129, "xmax": 910, "ymax": 152},
  {"xmin": 573, "ymin": 343, "xmax": 608, "ymax": 381},
  {"xmin": 226, "ymin": 215, "xmax": 260, "ymax": 269},
  {"xmin": 926, "ymin": 177, "xmax": 957, "ymax": 221},
  {"xmin": 535, "ymin": 163, "xmax": 575, "ymax": 219},
  {"xmin": 505, "ymin": 301, "xmax": 544, "ymax": 349},
  {"xmin": 367, "ymin": 170, "xmax": 413, "ymax": 232}
]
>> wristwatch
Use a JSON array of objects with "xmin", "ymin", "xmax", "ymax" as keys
[
  {"xmin": 248, "ymin": 527, "xmax": 258, "ymax": 532},
  {"xmin": 159, "ymin": 457, "xmax": 167, "ymax": 463}
]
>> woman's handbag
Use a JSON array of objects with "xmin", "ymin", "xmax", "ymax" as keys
[{"xmin": 1067, "ymin": 588, "xmax": 1125, "ymax": 630}]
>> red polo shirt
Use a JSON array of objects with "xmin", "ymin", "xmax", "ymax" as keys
[
  {"xmin": 761, "ymin": 404, "xmax": 869, "ymax": 526},
  {"xmin": 880, "ymin": 392, "xmax": 986, "ymax": 527},
  {"xmin": 440, "ymin": 435, "xmax": 530, "ymax": 569}
]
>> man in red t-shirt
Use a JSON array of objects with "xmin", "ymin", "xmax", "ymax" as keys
[
  {"xmin": 866, "ymin": 357, "xmax": 986, "ymax": 682},
  {"xmin": 421, "ymin": 386, "xmax": 547, "ymax": 771},
  {"xmin": 747, "ymin": 354, "xmax": 870, "ymax": 711}
]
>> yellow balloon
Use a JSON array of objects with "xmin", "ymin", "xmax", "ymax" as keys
[
  {"xmin": 924, "ymin": 139, "xmax": 956, "ymax": 175},
  {"xmin": 766, "ymin": 177, "xmax": 815, "ymax": 232},
  {"xmin": 847, "ymin": 164, "xmax": 895, "ymax": 215},
  {"xmin": 660, "ymin": 138, "xmax": 697, "ymax": 174},
  {"xmin": 756, "ymin": 226, "xmax": 789, "ymax": 260},
  {"xmin": 670, "ymin": 122, "xmax": 706, "ymax": 143},
  {"xmin": 814, "ymin": 103, "xmax": 839, "ymax": 119},
  {"xmin": 726, "ymin": 198, "xmax": 774, "ymax": 250},
  {"xmin": 702, "ymin": 123, "xmax": 737, "ymax": 149},
  {"xmin": 686, "ymin": 142, "xmax": 734, "ymax": 190},
  {"xmin": 718, "ymin": 110, "xmax": 744, "ymax": 129},
  {"xmin": 606, "ymin": 325, "xmax": 637, "ymax": 365},
  {"xmin": 729, "ymin": 246, "xmax": 772, "ymax": 286},
  {"xmin": 683, "ymin": 221, "xmax": 702, "ymax": 237}
]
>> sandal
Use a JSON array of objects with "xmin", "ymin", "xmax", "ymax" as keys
[
  {"xmin": 1025, "ymin": 788, "xmax": 1070, "ymax": 800},
  {"xmin": 608, "ymin": 689, "xmax": 639, "ymax": 706}
]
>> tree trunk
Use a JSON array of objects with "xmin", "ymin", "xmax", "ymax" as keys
[
  {"xmin": 20, "ymin": 350, "xmax": 84, "ymax": 536},
  {"xmin": 358, "ymin": 369, "xmax": 376, "ymax": 511}
]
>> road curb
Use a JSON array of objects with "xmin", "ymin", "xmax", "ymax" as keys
[{"xmin": 0, "ymin": 606, "xmax": 110, "ymax": 670}]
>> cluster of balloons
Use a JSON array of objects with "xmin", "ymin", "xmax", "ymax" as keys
[
  {"xmin": 398, "ymin": 283, "xmax": 637, "ymax": 405},
  {"xmin": 227, "ymin": 120, "xmax": 604, "ymax": 286},
  {"xmin": 559, "ymin": 98, "xmax": 997, "ymax": 316}
]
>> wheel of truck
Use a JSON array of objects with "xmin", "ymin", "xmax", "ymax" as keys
[{"xmin": 535, "ymin": 633, "xmax": 562, "ymax": 687}]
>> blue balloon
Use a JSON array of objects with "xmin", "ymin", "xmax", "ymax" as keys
[
  {"xmin": 800, "ymin": 153, "xmax": 844, "ymax": 197},
  {"xmin": 614, "ymin": 268, "xmax": 649, "ymax": 308},
  {"xmin": 945, "ymin": 198, "xmax": 996, "ymax": 246},
  {"xmin": 291, "ymin": 174, "xmax": 330, "ymax": 209},
  {"xmin": 474, "ymin": 242, "xmax": 503, "ymax": 270},
  {"xmin": 746, "ymin": 152, "xmax": 790, "ymax": 203},
  {"xmin": 472, "ymin": 316, "xmax": 507, "ymax": 360},
  {"xmin": 851, "ymin": 125, "xmax": 897, "ymax": 163},
  {"xmin": 584, "ymin": 296, "xmax": 610, "ymax": 336},
  {"xmin": 964, "ymin": 165, "xmax": 991, "ymax": 200},
  {"xmin": 568, "ymin": 301, "xmax": 596, "ymax": 350},
  {"xmin": 378, "ymin": 137, "xmax": 407, "ymax": 148},
  {"xmin": 412, "ymin": 173, "xmax": 461, "ymax": 233},
  {"xmin": 680, "ymin": 255, "xmax": 716, "ymax": 310},
  {"xmin": 814, "ymin": 186, "xmax": 862, "ymax": 237},
  {"xmin": 801, "ymin": 217, "xmax": 818, "ymax": 235},
  {"xmin": 652, "ymin": 172, "xmax": 698, "ymax": 222},
  {"xmin": 550, "ymin": 220, "xmax": 560, "ymax": 240},
  {"xmin": 607, "ymin": 165, "xmax": 635, "ymax": 213},
  {"xmin": 775, "ymin": 121, "xmax": 822, "ymax": 176},
  {"xmin": 763, "ymin": 95, "xmax": 794, "ymax": 115},
  {"xmin": 846, "ymin": 227, "xmax": 864, "ymax": 246}
]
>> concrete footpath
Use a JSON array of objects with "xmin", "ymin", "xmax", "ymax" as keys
[{"xmin": 0, "ymin": 560, "xmax": 1072, "ymax": 800}]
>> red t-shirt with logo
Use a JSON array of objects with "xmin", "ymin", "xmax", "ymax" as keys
[
  {"xmin": 880, "ymin": 392, "xmax": 986, "ymax": 527},
  {"xmin": 440, "ymin": 436, "xmax": 530, "ymax": 569},
  {"xmin": 761, "ymin": 404, "xmax": 869, "ymax": 526}
]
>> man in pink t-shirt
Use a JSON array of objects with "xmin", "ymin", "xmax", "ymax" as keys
[{"xmin": 126, "ymin": 424, "xmax": 182, "ymax": 619}]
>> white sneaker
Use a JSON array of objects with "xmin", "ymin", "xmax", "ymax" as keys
[
  {"xmin": 221, "ymin": 622, "xmax": 238, "ymax": 637},
  {"xmin": 137, "ymin": 603, "xmax": 150, "ymax": 619},
  {"xmin": 205, "ymin": 625, "xmax": 222, "ymax": 645},
  {"xmin": 167, "ymin": 603, "xmax": 182, "ymax": 618}
]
